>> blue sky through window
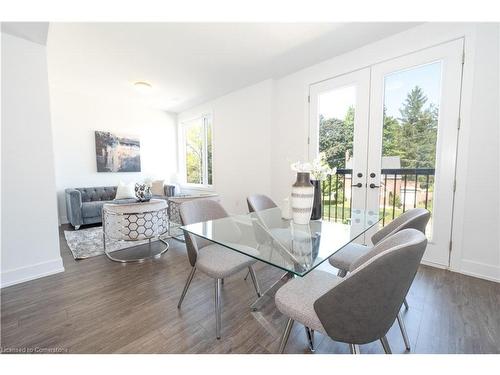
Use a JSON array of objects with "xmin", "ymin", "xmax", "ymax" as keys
[
  {"xmin": 384, "ymin": 61, "xmax": 442, "ymax": 119},
  {"xmin": 318, "ymin": 61, "xmax": 442, "ymax": 121}
]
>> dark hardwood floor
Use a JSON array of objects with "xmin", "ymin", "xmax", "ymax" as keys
[{"xmin": 1, "ymin": 224, "xmax": 499, "ymax": 354}]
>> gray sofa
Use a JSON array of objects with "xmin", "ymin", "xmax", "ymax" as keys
[{"xmin": 65, "ymin": 185, "xmax": 176, "ymax": 229}]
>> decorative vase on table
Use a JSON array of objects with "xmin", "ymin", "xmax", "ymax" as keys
[
  {"xmin": 291, "ymin": 172, "xmax": 314, "ymax": 225},
  {"xmin": 135, "ymin": 183, "xmax": 152, "ymax": 202},
  {"xmin": 310, "ymin": 179, "xmax": 322, "ymax": 220}
]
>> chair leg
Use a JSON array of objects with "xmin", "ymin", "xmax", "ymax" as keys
[
  {"xmin": 305, "ymin": 327, "xmax": 315, "ymax": 352},
  {"xmin": 349, "ymin": 343, "xmax": 360, "ymax": 354},
  {"xmin": 248, "ymin": 266, "xmax": 261, "ymax": 298},
  {"xmin": 397, "ymin": 312, "xmax": 411, "ymax": 351},
  {"xmin": 243, "ymin": 269, "xmax": 250, "ymax": 281},
  {"xmin": 278, "ymin": 318, "xmax": 294, "ymax": 353},
  {"xmin": 403, "ymin": 297, "xmax": 409, "ymax": 310},
  {"xmin": 380, "ymin": 335, "xmax": 392, "ymax": 354},
  {"xmin": 215, "ymin": 278, "xmax": 222, "ymax": 339},
  {"xmin": 337, "ymin": 269, "xmax": 347, "ymax": 277},
  {"xmin": 177, "ymin": 267, "xmax": 196, "ymax": 309}
]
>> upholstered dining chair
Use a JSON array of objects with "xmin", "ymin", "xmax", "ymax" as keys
[
  {"xmin": 275, "ymin": 229, "xmax": 428, "ymax": 354},
  {"xmin": 177, "ymin": 199, "xmax": 262, "ymax": 339},
  {"xmin": 247, "ymin": 194, "xmax": 278, "ymax": 213},
  {"xmin": 327, "ymin": 208, "xmax": 430, "ymax": 350},
  {"xmin": 329, "ymin": 208, "xmax": 430, "ymax": 277}
]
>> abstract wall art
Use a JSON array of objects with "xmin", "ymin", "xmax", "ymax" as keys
[{"xmin": 95, "ymin": 131, "xmax": 141, "ymax": 172}]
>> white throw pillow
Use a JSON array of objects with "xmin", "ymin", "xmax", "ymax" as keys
[
  {"xmin": 151, "ymin": 180, "xmax": 165, "ymax": 195},
  {"xmin": 115, "ymin": 181, "xmax": 136, "ymax": 199}
]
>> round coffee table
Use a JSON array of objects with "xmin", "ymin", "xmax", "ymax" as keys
[{"xmin": 102, "ymin": 199, "xmax": 169, "ymax": 263}]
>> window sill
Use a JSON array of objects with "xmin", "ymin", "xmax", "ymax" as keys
[{"xmin": 180, "ymin": 184, "xmax": 215, "ymax": 193}]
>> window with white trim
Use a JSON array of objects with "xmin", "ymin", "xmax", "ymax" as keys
[{"xmin": 180, "ymin": 115, "xmax": 213, "ymax": 186}]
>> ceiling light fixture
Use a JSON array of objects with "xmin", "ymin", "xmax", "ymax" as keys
[{"xmin": 133, "ymin": 81, "xmax": 152, "ymax": 93}]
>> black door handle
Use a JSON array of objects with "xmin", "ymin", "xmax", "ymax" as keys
[
  {"xmin": 369, "ymin": 183, "xmax": 380, "ymax": 188},
  {"xmin": 352, "ymin": 183, "xmax": 363, "ymax": 188}
]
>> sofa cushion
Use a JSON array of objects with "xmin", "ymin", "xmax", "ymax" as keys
[
  {"xmin": 77, "ymin": 186, "xmax": 117, "ymax": 203},
  {"xmin": 151, "ymin": 180, "xmax": 165, "ymax": 195},
  {"xmin": 82, "ymin": 201, "xmax": 108, "ymax": 218}
]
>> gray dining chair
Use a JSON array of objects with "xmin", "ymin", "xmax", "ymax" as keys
[
  {"xmin": 178, "ymin": 199, "xmax": 262, "ymax": 339},
  {"xmin": 243, "ymin": 194, "xmax": 279, "ymax": 281},
  {"xmin": 275, "ymin": 229, "xmax": 428, "ymax": 354},
  {"xmin": 327, "ymin": 208, "xmax": 430, "ymax": 351},
  {"xmin": 329, "ymin": 208, "xmax": 430, "ymax": 277},
  {"xmin": 247, "ymin": 194, "xmax": 278, "ymax": 213}
]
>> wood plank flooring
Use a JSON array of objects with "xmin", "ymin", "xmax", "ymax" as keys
[{"xmin": 1, "ymin": 224, "xmax": 499, "ymax": 354}]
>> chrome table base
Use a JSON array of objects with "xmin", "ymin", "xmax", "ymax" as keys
[
  {"xmin": 250, "ymin": 272, "xmax": 293, "ymax": 311},
  {"xmin": 104, "ymin": 237, "xmax": 169, "ymax": 263}
]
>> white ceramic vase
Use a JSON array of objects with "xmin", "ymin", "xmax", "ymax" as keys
[{"xmin": 291, "ymin": 172, "xmax": 314, "ymax": 225}]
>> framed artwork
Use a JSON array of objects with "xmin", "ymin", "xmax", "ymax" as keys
[{"xmin": 95, "ymin": 131, "xmax": 141, "ymax": 172}]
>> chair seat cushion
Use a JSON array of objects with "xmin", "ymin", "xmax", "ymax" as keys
[
  {"xmin": 275, "ymin": 270, "xmax": 341, "ymax": 333},
  {"xmin": 328, "ymin": 243, "xmax": 371, "ymax": 272},
  {"xmin": 196, "ymin": 244, "xmax": 258, "ymax": 278}
]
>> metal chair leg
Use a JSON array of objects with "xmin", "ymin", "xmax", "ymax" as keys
[
  {"xmin": 248, "ymin": 266, "xmax": 261, "ymax": 298},
  {"xmin": 403, "ymin": 297, "xmax": 409, "ymax": 310},
  {"xmin": 177, "ymin": 267, "xmax": 196, "ymax": 308},
  {"xmin": 243, "ymin": 270, "xmax": 250, "ymax": 281},
  {"xmin": 337, "ymin": 269, "xmax": 348, "ymax": 277},
  {"xmin": 380, "ymin": 335, "xmax": 392, "ymax": 354},
  {"xmin": 305, "ymin": 327, "xmax": 315, "ymax": 352},
  {"xmin": 278, "ymin": 318, "xmax": 294, "ymax": 353},
  {"xmin": 215, "ymin": 278, "xmax": 222, "ymax": 339},
  {"xmin": 349, "ymin": 343, "xmax": 360, "ymax": 354},
  {"xmin": 397, "ymin": 312, "xmax": 411, "ymax": 351}
]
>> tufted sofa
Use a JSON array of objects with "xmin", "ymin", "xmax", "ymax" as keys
[{"xmin": 65, "ymin": 185, "xmax": 176, "ymax": 229}]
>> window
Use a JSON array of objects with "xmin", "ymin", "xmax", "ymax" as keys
[{"xmin": 181, "ymin": 115, "xmax": 213, "ymax": 186}]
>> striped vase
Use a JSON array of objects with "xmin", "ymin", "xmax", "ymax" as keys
[{"xmin": 291, "ymin": 172, "xmax": 314, "ymax": 225}]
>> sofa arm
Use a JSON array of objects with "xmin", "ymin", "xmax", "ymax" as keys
[
  {"xmin": 65, "ymin": 188, "xmax": 83, "ymax": 226},
  {"xmin": 164, "ymin": 184, "xmax": 177, "ymax": 197}
]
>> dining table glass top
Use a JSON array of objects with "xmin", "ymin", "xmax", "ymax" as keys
[{"xmin": 181, "ymin": 207, "xmax": 381, "ymax": 277}]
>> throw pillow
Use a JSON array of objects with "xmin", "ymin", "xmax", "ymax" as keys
[
  {"xmin": 151, "ymin": 180, "xmax": 165, "ymax": 195},
  {"xmin": 115, "ymin": 181, "xmax": 136, "ymax": 199}
]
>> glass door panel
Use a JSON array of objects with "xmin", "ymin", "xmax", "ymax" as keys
[
  {"xmin": 367, "ymin": 39, "xmax": 463, "ymax": 266},
  {"xmin": 379, "ymin": 61, "xmax": 442, "ymax": 238},
  {"xmin": 309, "ymin": 68, "xmax": 371, "ymax": 226}
]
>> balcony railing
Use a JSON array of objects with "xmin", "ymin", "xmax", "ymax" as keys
[{"xmin": 321, "ymin": 168, "xmax": 435, "ymax": 226}]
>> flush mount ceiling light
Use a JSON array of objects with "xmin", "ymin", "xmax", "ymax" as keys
[{"xmin": 133, "ymin": 81, "xmax": 152, "ymax": 93}]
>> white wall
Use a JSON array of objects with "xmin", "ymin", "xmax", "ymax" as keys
[
  {"xmin": 1, "ymin": 32, "xmax": 64, "ymax": 287},
  {"xmin": 178, "ymin": 80, "xmax": 273, "ymax": 214},
  {"xmin": 48, "ymin": 88, "xmax": 178, "ymax": 223},
  {"xmin": 451, "ymin": 24, "xmax": 500, "ymax": 281}
]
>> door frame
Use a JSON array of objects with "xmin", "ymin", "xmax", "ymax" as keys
[{"xmin": 307, "ymin": 37, "xmax": 467, "ymax": 269}]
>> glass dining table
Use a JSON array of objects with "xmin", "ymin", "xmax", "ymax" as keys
[{"xmin": 181, "ymin": 207, "xmax": 380, "ymax": 311}]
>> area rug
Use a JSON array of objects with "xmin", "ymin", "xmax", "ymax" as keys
[{"xmin": 64, "ymin": 227, "xmax": 151, "ymax": 260}]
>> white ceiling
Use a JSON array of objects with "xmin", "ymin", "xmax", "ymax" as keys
[
  {"xmin": 47, "ymin": 23, "xmax": 420, "ymax": 113},
  {"xmin": 2, "ymin": 22, "xmax": 49, "ymax": 45}
]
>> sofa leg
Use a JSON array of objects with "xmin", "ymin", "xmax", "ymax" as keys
[{"xmin": 74, "ymin": 225, "xmax": 80, "ymax": 230}]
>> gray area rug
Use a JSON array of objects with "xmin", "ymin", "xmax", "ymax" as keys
[{"xmin": 64, "ymin": 227, "xmax": 150, "ymax": 260}]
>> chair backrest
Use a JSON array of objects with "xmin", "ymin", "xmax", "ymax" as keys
[
  {"xmin": 179, "ymin": 199, "xmax": 229, "ymax": 267},
  {"xmin": 247, "ymin": 194, "xmax": 277, "ymax": 213},
  {"xmin": 314, "ymin": 229, "xmax": 427, "ymax": 345},
  {"xmin": 371, "ymin": 208, "xmax": 430, "ymax": 245}
]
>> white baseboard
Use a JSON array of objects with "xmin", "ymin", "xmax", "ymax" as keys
[
  {"xmin": 59, "ymin": 215, "xmax": 69, "ymax": 225},
  {"xmin": 421, "ymin": 259, "xmax": 448, "ymax": 269},
  {"xmin": 1, "ymin": 258, "xmax": 65, "ymax": 288},
  {"xmin": 458, "ymin": 259, "xmax": 500, "ymax": 283}
]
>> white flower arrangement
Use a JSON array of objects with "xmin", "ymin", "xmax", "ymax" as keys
[{"xmin": 290, "ymin": 154, "xmax": 336, "ymax": 181}]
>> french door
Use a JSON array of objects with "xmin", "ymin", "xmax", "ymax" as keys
[{"xmin": 309, "ymin": 39, "xmax": 464, "ymax": 267}]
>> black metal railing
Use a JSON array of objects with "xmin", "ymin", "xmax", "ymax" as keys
[{"xmin": 321, "ymin": 168, "xmax": 435, "ymax": 225}]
